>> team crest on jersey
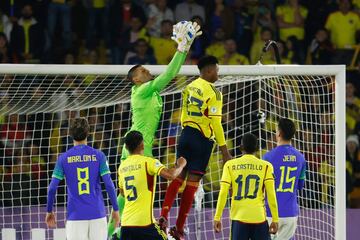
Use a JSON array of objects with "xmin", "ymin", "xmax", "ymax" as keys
[
  {"xmin": 155, "ymin": 161, "xmax": 162, "ymax": 167},
  {"xmin": 210, "ymin": 107, "xmax": 217, "ymax": 114}
]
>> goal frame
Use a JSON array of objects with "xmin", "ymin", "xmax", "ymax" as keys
[{"xmin": 0, "ymin": 64, "xmax": 346, "ymax": 240}]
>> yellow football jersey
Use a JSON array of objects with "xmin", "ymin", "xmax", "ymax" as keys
[
  {"xmin": 181, "ymin": 78, "xmax": 226, "ymax": 146},
  {"xmin": 205, "ymin": 43, "xmax": 226, "ymax": 59},
  {"xmin": 325, "ymin": 11, "xmax": 360, "ymax": 49},
  {"xmin": 118, "ymin": 154, "xmax": 165, "ymax": 226},
  {"xmin": 149, "ymin": 37, "xmax": 177, "ymax": 64},
  {"xmin": 219, "ymin": 53, "xmax": 249, "ymax": 65},
  {"xmin": 214, "ymin": 154, "xmax": 279, "ymax": 223},
  {"xmin": 276, "ymin": 5, "xmax": 308, "ymax": 41}
]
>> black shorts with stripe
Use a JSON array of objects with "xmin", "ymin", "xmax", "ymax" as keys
[
  {"xmin": 231, "ymin": 220, "xmax": 269, "ymax": 240},
  {"xmin": 120, "ymin": 224, "xmax": 166, "ymax": 240},
  {"xmin": 177, "ymin": 126, "xmax": 214, "ymax": 175}
]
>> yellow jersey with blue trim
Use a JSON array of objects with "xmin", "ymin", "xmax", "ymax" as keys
[
  {"xmin": 181, "ymin": 77, "xmax": 226, "ymax": 146},
  {"xmin": 214, "ymin": 154, "xmax": 279, "ymax": 223},
  {"xmin": 118, "ymin": 154, "xmax": 165, "ymax": 226}
]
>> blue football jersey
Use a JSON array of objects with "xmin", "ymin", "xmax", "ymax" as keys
[
  {"xmin": 52, "ymin": 144, "xmax": 110, "ymax": 220},
  {"xmin": 263, "ymin": 144, "xmax": 306, "ymax": 217}
]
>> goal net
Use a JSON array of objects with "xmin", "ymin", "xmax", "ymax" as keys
[{"xmin": 0, "ymin": 65, "xmax": 345, "ymax": 240}]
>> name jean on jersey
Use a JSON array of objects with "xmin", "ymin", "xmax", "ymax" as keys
[
  {"xmin": 283, "ymin": 155, "xmax": 297, "ymax": 162},
  {"xmin": 67, "ymin": 155, "xmax": 97, "ymax": 163},
  {"xmin": 232, "ymin": 164, "xmax": 263, "ymax": 171}
]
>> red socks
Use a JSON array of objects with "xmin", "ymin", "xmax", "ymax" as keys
[
  {"xmin": 161, "ymin": 178, "xmax": 183, "ymax": 219},
  {"xmin": 176, "ymin": 181, "xmax": 199, "ymax": 232}
]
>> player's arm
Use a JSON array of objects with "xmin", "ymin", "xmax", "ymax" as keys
[
  {"xmin": 135, "ymin": 51, "xmax": 186, "ymax": 97},
  {"xmin": 136, "ymin": 22, "xmax": 202, "ymax": 95},
  {"xmin": 45, "ymin": 157, "xmax": 64, "ymax": 228},
  {"xmin": 102, "ymin": 172, "xmax": 120, "ymax": 228},
  {"xmin": 99, "ymin": 153, "xmax": 119, "ymax": 212},
  {"xmin": 298, "ymin": 159, "xmax": 307, "ymax": 190},
  {"xmin": 159, "ymin": 157, "xmax": 187, "ymax": 180},
  {"xmin": 208, "ymin": 92, "xmax": 232, "ymax": 162},
  {"xmin": 214, "ymin": 162, "xmax": 231, "ymax": 232},
  {"xmin": 148, "ymin": 51, "xmax": 187, "ymax": 93},
  {"xmin": 264, "ymin": 164, "xmax": 279, "ymax": 234},
  {"xmin": 118, "ymin": 167, "xmax": 125, "ymax": 197}
]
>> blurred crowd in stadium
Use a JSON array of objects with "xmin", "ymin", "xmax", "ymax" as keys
[
  {"xmin": 0, "ymin": 0, "xmax": 357, "ymax": 65},
  {"xmin": 0, "ymin": 0, "xmax": 360, "ymax": 210}
]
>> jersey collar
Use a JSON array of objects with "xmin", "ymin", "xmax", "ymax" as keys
[{"xmin": 198, "ymin": 77, "xmax": 213, "ymax": 85}]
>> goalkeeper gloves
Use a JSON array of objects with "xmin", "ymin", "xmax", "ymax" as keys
[{"xmin": 172, "ymin": 21, "xmax": 202, "ymax": 53}]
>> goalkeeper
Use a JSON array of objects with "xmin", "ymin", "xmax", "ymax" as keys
[{"xmin": 108, "ymin": 21, "xmax": 202, "ymax": 239}]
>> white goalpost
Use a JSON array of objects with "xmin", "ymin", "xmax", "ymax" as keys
[{"xmin": 0, "ymin": 64, "xmax": 345, "ymax": 240}]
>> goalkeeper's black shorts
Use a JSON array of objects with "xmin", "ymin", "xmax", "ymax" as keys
[
  {"xmin": 177, "ymin": 126, "xmax": 214, "ymax": 176},
  {"xmin": 120, "ymin": 224, "xmax": 166, "ymax": 240}
]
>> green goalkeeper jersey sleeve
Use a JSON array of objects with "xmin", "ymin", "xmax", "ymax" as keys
[{"xmin": 129, "ymin": 51, "xmax": 186, "ymax": 156}]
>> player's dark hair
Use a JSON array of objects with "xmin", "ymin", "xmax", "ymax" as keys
[
  {"xmin": 127, "ymin": 64, "xmax": 142, "ymax": 83},
  {"xmin": 125, "ymin": 130, "xmax": 143, "ymax": 153},
  {"xmin": 278, "ymin": 118, "xmax": 296, "ymax": 141},
  {"xmin": 70, "ymin": 118, "xmax": 89, "ymax": 141},
  {"xmin": 197, "ymin": 55, "xmax": 218, "ymax": 72},
  {"xmin": 241, "ymin": 133, "xmax": 258, "ymax": 154}
]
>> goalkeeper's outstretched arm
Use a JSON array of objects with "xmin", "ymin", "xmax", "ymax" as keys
[
  {"xmin": 140, "ymin": 21, "xmax": 202, "ymax": 93},
  {"xmin": 150, "ymin": 51, "xmax": 187, "ymax": 93}
]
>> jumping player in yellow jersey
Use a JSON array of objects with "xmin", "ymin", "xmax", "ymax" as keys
[
  {"xmin": 118, "ymin": 131, "xmax": 187, "ymax": 239},
  {"xmin": 159, "ymin": 56, "xmax": 232, "ymax": 240},
  {"xmin": 108, "ymin": 21, "xmax": 202, "ymax": 239},
  {"xmin": 214, "ymin": 133, "xmax": 279, "ymax": 240}
]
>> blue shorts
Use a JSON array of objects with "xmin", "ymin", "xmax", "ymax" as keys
[
  {"xmin": 231, "ymin": 220, "xmax": 269, "ymax": 240},
  {"xmin": 177, "ymin": 126, "xmax": 214, "ymax": 175},
  {"xmin": 120, "ymin": 224, "xmax": 166, "ymax": 240}
]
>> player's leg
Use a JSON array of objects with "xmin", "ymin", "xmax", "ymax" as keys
[
  {"xmin": 274, "ymin": 217, "xmax": 297, "ymax": 240},
  {"xmin": 173, "ymin": 173, "xmax": 201, "ymax": 233},
  {"xmin": 66, "ymin": 220, "xmax": 89, "ymax": 240},
  {"xmin": 172, "ymin": 127, "xmax": 214, "ymax": 236},
  {"xmin": 251, "ymin": 221, "xmax": 270, "ymax": 240},
  {"xmin": 89, "ymin": 217, "xmax": 107, "ymax": 240},
  {"xmin": 230, "ymin": 220, "xmax": 250, "ymax": 240},
  {"xmin": 108, "ymin": 145, "xmax": 129, "ymax": 239},
  {"xmin": 160, "ymin": 129, "xmax": 190, "ymax": 222},
  {"xmin": 159, "ymin": 169, "xmax": 187, "ymax": 232}
]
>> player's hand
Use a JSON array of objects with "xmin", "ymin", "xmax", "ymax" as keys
[
  {"xmin": 172, "ymin": 21, "xmax": 191, "ymax": 52},
  {"xmin": 222, "ymin": 152, "xmax": 232, "ymax": 163},
  {"xmin": 269, "ymin": 222, "xmax": 278, "ymax": 234},
  {"xmin": 191, "ymin": 21, "xmax": 202, "ymax": 38},
  {"xmin": 219, "ymin": 145, "xmax": 232, "ymax": 163},
  {"xmin": 176, "ymin": 157, "xmax": 187, "ymax": 168},
  {"xmin": 45, "ymin": 212, "xmax": 56, "ymax": 228},
  {"xmin": 112, "ymin": 210, "xmax": 120, "ymax": 228},
  {"xmin": 214, "ymin": 220, "xmax": 222, "ymax": 233},
  {"xmin": 172, "ymin": 21, "xmax": 202, "ymax": 52}
]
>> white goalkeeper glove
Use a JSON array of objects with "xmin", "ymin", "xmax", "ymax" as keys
[{"xmin": 172, "ymin": 21, "xmax": 202, "ymax": 52}]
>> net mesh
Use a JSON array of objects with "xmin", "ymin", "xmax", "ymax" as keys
[{"xmin": 0, "ymin": 69, "xmax": 336, "ymax": 240}]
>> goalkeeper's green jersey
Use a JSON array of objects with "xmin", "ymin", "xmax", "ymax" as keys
[{"xmin": 121, "ymin": 51, "xmax": 186, "ymax": 159}]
